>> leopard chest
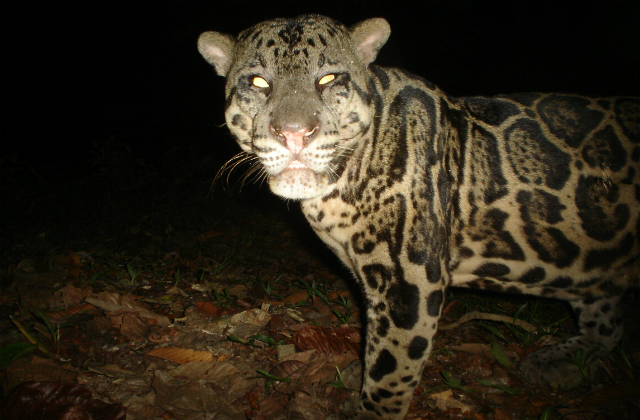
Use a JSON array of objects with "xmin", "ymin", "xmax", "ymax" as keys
[
  {"xmin": 301, "ymin": 191, "xmax": 361, "ymax": 270},
  {"xmin": 301, "ymin": 180, "xmax": 420, "ymax": 276}
]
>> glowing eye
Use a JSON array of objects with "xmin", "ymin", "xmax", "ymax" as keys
[
  {"xmin": 318, "ymin": 74, "xmax": 336, "ymax": 85},
  {"xmin": 252, "ymin": 77, "xmax": 269, "ymax": 88}
]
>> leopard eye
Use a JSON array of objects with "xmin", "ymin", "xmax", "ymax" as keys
[
  {"xmin": 252, "ymin": 76, "xmax": 270, "ymax": 89},
  {"xmin": 318, "ymin": 74, "xmax": 336, "ymax": 85}
]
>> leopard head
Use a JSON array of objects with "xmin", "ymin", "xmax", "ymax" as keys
[{"xmin": 198, "ymin": 15, "xmax": 390, "ymax": 199}]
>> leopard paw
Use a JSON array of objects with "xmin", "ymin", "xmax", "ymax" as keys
[{"xmin": 520, "ymin": 349, "xmax": 593, "ymax": 390}]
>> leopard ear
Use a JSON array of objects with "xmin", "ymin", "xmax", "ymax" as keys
[
  {"xmin": 350, "ymin": 18, "xmax": 391, "ymax": 66},
  {"xmin": 198, "ymin": 31, "xmax": 236, "ymax": 77}
]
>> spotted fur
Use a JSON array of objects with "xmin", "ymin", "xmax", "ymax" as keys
[{"xmin": 199, "ymin": 15, "xmax": 640, "ymax": 419}]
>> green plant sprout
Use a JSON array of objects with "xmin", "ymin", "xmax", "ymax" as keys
[
  {"xmin": 173, "ymin": 268, "xmax": 183, "ymax": 287},
  {"xmin": 249, "ymin": 369, "xmax": 291, "ymax": 392},
  {"xmin": 228, "ymin": 334, "xmax": 285, "ymax": 348},
  {"xmin": 125, "ymin": 263, "xmax": 143, "ymax": 286},
  {"xmin": 325, "ymin": 366, "xmax": 347, "ymax": 389},
  {"xmin": 212, "ymin": 288, "xmax": 236, "ymax": 309},
  {"xmin": 8, "ymin": 310, "xmax": 57, "ymax": 360},
  {"xmin": 421, "ymin": 371, "xmax": 476, "ymax": 395},
  {"xmin": 561, "ymin": 346, "xmax": 601, "ymax": 384}
]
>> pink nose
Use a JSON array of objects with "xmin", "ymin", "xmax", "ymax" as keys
[{"xmin": 271, "ymin": 124, "xmax": 319, "ymax": 155}]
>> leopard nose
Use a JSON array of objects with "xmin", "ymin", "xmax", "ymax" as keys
[{"xmin": 270, "ymin": 123, "xmax": 319, "ymax": 155}]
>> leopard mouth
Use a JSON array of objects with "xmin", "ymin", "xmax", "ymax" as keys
[
  {"xmin": 286, "ymin": 160, "xmax": 308, "ymax": 170},
  {"xmin": 278, "ymin": 160, "xmax": 318, "ymax": 181},
  {"xmin": 267, "ymin": 159, "xmax": 330, "ymax": 199}
]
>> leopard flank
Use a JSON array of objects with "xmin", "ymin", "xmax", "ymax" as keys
[{"xmin": 198, "ymin": 15, "xmax": 640, "ymax": 419}]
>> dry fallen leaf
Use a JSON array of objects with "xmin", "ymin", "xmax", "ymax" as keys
[
  {"xmin": 326, "ymin": 290, "xmax": 351, "ymax": 301},
  {"xmin": 292, "ymin": 326, "xmax": 361, "ymax": 355},
  {"xmin": 287, "ymin": 389, "xmax": 330, "ymax": 420},
  {"xmin": 107, "ymin": 311, "xmax": 149, "ymax": 342},
  {"xmin": 152, "ymin": 370, "xmax": 244, "ymax": 420},
  {"xmin": 48, "ymin": 251, "xmax": 81, "ymax": 269},
  {"xmin": 196, "ymin": 301, "xmax": 224, "ymax": 318},
  {"xmin": 85, "ymin": 291, "xmax": 170, "ymax": 326},
  {"xmin": 0, "ymin": 381, "xmax": 125, "ymax": 420},
  {"xmin": 47, "ymin": 303, "xmax": 96, "ymax": 322},
  {"xmin": 148, "ymin": 326, "xmax": 180, "ymax": 344},
  {"xmin": 169, "ymin": 360, "xmax": 238, "ymax": 380},
  {"xmin": 4, "ymin": 356, "xmax": 78, "ymax": 391},
  {"xmin": 198, "ymin": 230, "xmax": 224, "ymax": 241},
  {"xmin": 493, "ymin": 408, "xmax": 512, "ymax": 420},
  {"xmin": 579, "ymin": 379, "xmax": 640, "ymax": 409},
  {"xmin": 269, "ymin": 360, "xmax": 308, "ymax": 379},
  {"xmin": 145, "ymin": 346, "xmax": 224, "ymax": 364},
  {"xmin": 428, "ymin": 389, "xmax": 473, "ymax": 413},
  {"xmin": 282, "ymin": 291, "xmax": 308, "ymax": 305},
  {"xmin": 230, "ymin": 308, "xmax": 271, "ymax": 327},
  {"xmin": 451, "ymin": 343, "xmax": 493, "ymax": 359}
]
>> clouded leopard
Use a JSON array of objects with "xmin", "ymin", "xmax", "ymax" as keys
[{"xmin": 198, "ymin": 14, "xmax": 640, "ymax": 419}]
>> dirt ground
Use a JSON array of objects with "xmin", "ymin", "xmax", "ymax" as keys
[{"xmin": 1, "ymin": 140, "xmax": 639, "ymax": 420}]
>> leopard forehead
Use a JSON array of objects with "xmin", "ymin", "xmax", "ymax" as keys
[{"xmin": 230, "ymin": 14, "xmax": 358, "ymax": 75}]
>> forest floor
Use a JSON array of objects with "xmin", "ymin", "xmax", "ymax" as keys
[{"xmin": 1, "ymin": 138, "xmax": 639, "ymax": 420}]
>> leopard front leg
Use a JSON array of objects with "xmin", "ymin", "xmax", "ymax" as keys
[{"xmin": 354, "ymin": 264, "xmax": 446, "ymax": 419}]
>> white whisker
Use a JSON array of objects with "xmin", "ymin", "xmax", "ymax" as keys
[{"xmin": 210, "ymin": 151, "xmax": 264, "ymax": 195}]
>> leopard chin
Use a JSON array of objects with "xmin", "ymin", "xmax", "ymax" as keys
[{"xmin": 268, "ymin": 166, "xmax": 329, "ymax": 200}]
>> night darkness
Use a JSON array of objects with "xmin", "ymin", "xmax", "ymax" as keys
[{"xmin": 2, "ymin": 1, "xmax": 639, "ymax": 172}]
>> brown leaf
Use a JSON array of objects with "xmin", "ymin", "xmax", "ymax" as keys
[
  {"xmin": 47, "ymin": 303, "xmax": 96, "ymax": 322},
  {"xmin": 148, "ymin": 326, "xmax": 180, "ymax": 344},
  {"xmin": 287, "ymin": 389, "xmax": 329, "ymax": 420},
  {"xmin": 451, "ymin": 343, "xmax": 493, "ymax": 359},
  {"xmin": 152, "ymin": 370, "xmax": 244, "ymax": 419},
  {"xmin": 108, "ymin": 311, "xmax": 148, "ymax": 342},
  {"xmin": 198, "ymin": 230, "xmax": 224, "ymax": 241},
  {"xmin": 145, "ymin": 346, "xmax": 219, "ymax": 364},
  {"xmin": 48, "ymin": 252, "xmax": 81, "ymax": 269},
  {"xmin": 269, "ymin": 360, "xmax": 308, "ymax": 379},
  {"xmin": 255, "ymin": 391, "xmax": 288, "ymax": 418},
  {"xmin": 236, "ymin": 297, "xmax": 255, "ymax": 309},
  {"xmin": 196, "ymin": 301, "xmax": 224, "ymax": 318},
  {"xmin": 5, "ymin": 357, "xmax": 78, "ymax": 390},
  {"xmin": 0, "ymin": 381, "xmax": 125, "ymax": 420},
  {"xmin": 292, "ymin": 326, "xmax": 361, "ymax": 355},
  {"xmin": 579, "ymin": 379, "xmax": 640, "ymax": 409},
  {"xmin": 302, "ymin": 353, "xmax": 358, "ymax": 384},
  {"xmin": 85, "ymin": 291, "xmax": 170, "ymax": 326},
  {"xmin": 282, "ymin": 291, "xmax": 308, "ymax": 305},
  {"xmin": 325, "ymin": 290, "xmax": 351, "ymax": 301},
  {"xmin": 269, "ymin": 314, "xmax": 286, "ymax": 330},
  {"xmin": 169, "ymin": 360, "xmax": 238, "ymax": 380},
  {"xmin": 273, "ymin": 351, "xmax": 358, "ymax": 388},
  {"xmin": 441, "ymin": 299, "xmax": 461, "ymax": 317},
  {"xmin": 494, "ymin": 408, "xmax": 512, "ymax": 420},
  {"xmin": 245, "ymin": 385, "xmax": 262, "ymax": 410},
  {"xmin": 69, "ymin": 267, "xmax": 83, "ymax": 277},
  {"xmin": 230, "ymin": 308, "xmax": 271, "ymax": 327},
  {"xmin": 50, "ymin": 284, "xmax": 94, "ymax": 309},
  {"xmin": 15, "ymin": 258, "xmax": 36, "ymax": 273}
]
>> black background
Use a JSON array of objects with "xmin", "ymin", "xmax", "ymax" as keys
[{"xmin": 2, "ymin": 0, "xmax": 640, "ymax": 173}]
